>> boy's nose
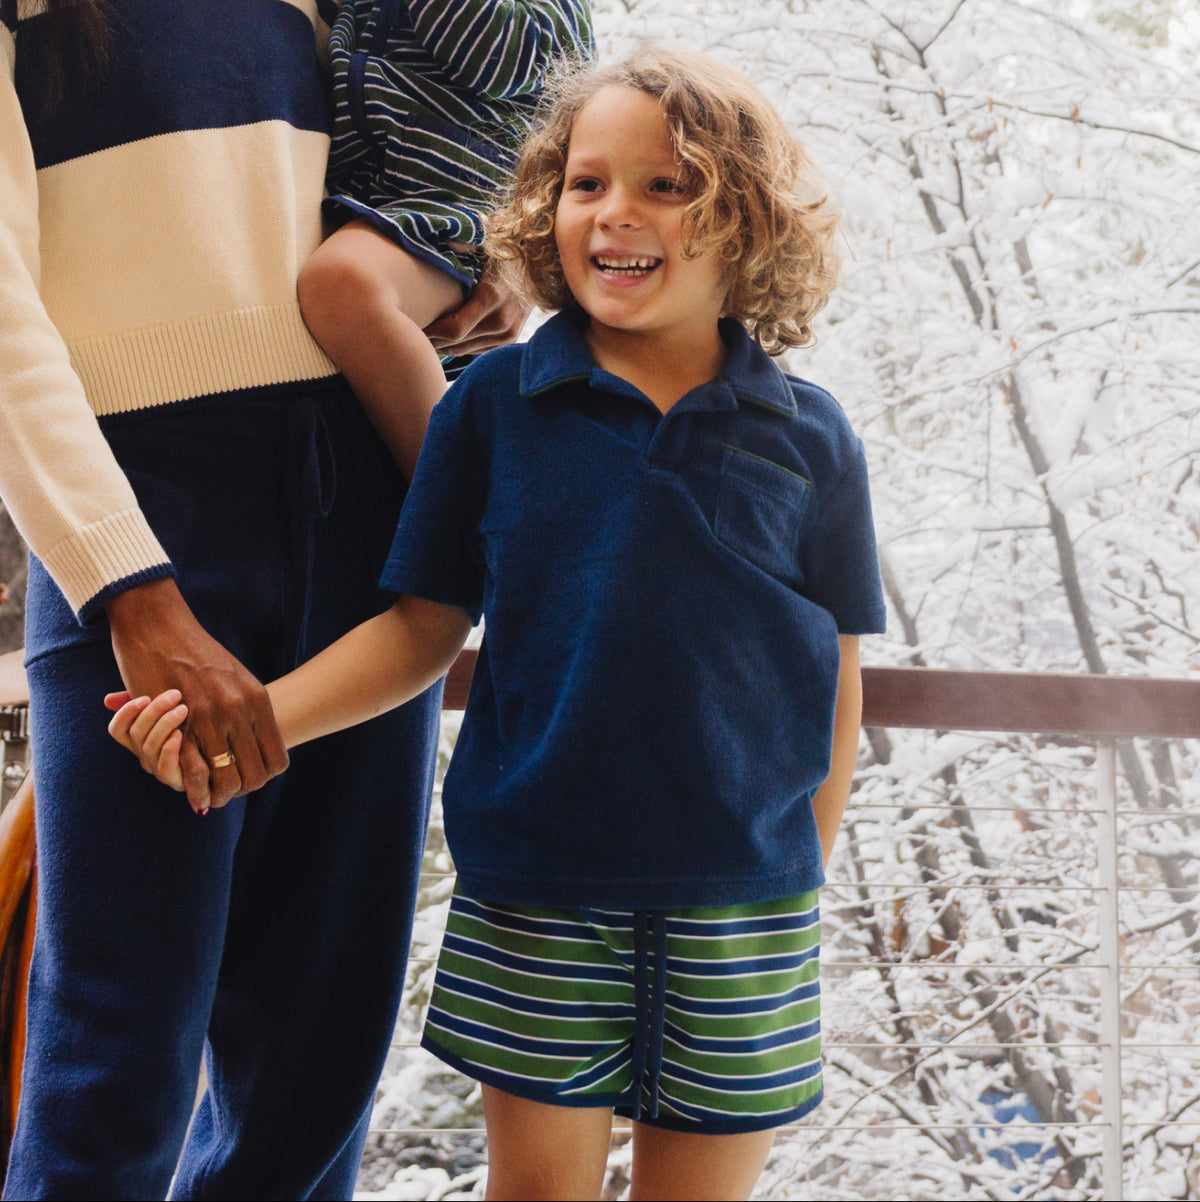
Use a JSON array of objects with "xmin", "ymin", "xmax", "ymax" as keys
[{"xmin": 596, "ymin": 187, "xmax": 641, "ymax": 229}]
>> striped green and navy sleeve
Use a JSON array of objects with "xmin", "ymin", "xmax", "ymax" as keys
[{"xmin": 405, "ymin": 0, "xmax": 593, "ymax": 100}]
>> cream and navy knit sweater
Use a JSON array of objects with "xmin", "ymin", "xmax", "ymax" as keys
[{"xmin": 0, "ymin": 0, "xmax": 342, "ymax": 620}]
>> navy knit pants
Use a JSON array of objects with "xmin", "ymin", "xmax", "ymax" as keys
[{"xmin": 4, "ymin": 379, "xmax": 441, "ymax": 1200}]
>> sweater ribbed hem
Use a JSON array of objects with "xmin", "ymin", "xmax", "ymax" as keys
[
  {"xmin": 40, "ymin": 508, "xmax": 172, "ymax": 620},
  {"xmin": 69, "ymin": 304, "xmax": 337, "ymax": 417}
]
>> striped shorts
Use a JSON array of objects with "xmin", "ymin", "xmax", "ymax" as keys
[{"xmin": 421, "ymin": 889, "xmax": 822, "ymax": 1134}]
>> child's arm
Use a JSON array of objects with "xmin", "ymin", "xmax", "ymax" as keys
[
  {"xmin": 268, "ymin": 594, "xmax": 471, "ymax": 749},
  {"xmin": 108, "ymin": 595, "xmax": 472, "ymax": 791},
  {"xmin": 811, "ymin": 635, "xmax": 863, "ymax": 868}
]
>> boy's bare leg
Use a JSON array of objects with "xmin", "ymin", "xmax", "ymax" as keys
[
  {"xmin": 481, "ymin": 1085, "xmax": 613, "ymax": 1201},
  {"xmin": 298, "ymin": 219, "xmax": 464, "ymax": 478},
  {"xmin": 629, "ymin": 1122, "xmax": 778, "ymax": 1201}
]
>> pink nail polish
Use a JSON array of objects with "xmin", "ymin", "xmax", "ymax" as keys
[{"xmin": 198, "ymin": 807, "xmax": 210, "ymax": 817}]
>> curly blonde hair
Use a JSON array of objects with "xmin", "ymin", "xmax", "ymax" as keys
[{"xmin": 486, "ymin": 44, "xmax": 841, "ymax": 354}]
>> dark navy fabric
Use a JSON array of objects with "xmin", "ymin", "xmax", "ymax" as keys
[
  {"xmin": 382, "ymin": 310, "xmax": 886, "ymax": 911},
  {"xmin": 8, "ymin": 379, "xmax": 441, "ymax": 1201},
  {"xmin": 13, "ymin": 1, "xmax": 330, "ymax": 170}
]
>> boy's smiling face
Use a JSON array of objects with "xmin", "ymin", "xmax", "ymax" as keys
[{"xmin": 554, "ymin": 86, "xmax": 727, "ymax": 357}]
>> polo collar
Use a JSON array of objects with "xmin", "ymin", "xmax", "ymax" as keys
[{"xmin": 519, "ymin": 309, "xmax": 798, "ymax": 418}]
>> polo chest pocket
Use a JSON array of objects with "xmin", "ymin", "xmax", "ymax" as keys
[{"xmin": 714, "ymin": 447, "xmax": 813, "ymax": 587}]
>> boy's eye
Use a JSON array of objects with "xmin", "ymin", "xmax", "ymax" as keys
[
  {"xmin": 568, "ymin": 177, "xmax": 602, "ymax": 193},
  {"xmin": 650, "ymin": 177, "xmax": 685, "ymax": 194}
]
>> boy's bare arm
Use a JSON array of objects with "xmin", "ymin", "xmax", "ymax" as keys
[
  {"xmin": 811, "ymin": 635, "xmax": 863, "ymax": 868},
  {"xmin": 268, "ymin": 594, "xmax": 473, "ymax": 750}
]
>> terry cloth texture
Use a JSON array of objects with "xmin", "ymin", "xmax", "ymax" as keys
[
  {"xmin": 381, "ymin": 308, "xmax": 887, "ymax": 910},
  {"xmin": 0, "ymin": 1, "xmax": 338, "ymax": 619},
  {"xmin": 324, "ymin": 0, "xmax": 593, "ymax": 288},
  {"xmin": 423, "ymin": 889, "xmax": 824, "ymax": 1133}
]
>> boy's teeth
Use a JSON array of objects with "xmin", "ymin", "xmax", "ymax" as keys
[{"xmin": 595, "ymin": 256, "xmax": 657, "ymax": 271}]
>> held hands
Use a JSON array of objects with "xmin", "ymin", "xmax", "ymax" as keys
[
  {"xmin": 104, "ymin": 578, "xmax": 289, "ymax": 815},
  {"xmin": 103, "ymin": 592, "xmax": 471, "ymax": 814},
  {"xmin": 106, "ymin": 690, "xmax": 190, "ymax": 800}
]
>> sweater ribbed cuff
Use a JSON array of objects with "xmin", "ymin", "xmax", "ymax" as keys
[
  {"xmin": 40, "ymin": 508, "xmax": 172, "ymax": 622},
  {"xmin": 78, "ymin": 564, "xmax": 176, "ymax": 626}
]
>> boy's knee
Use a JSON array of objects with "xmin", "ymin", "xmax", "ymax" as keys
[{"xmin": 298, "ymin": 241, "xmax": 387, "ymax": 339}]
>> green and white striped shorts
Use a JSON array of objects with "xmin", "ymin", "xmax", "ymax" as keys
[{"xmin": 421, "ymin": 889, "xmax": 822, "ymax": 1133}]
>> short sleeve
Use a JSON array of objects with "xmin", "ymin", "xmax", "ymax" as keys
[
  {"xmin": 379, "ymin": 380, "xmax": 488, "ymax": 624},
  {"xmin": 800, "ymin": 440, "xmax": 887, "ymax": 634}
]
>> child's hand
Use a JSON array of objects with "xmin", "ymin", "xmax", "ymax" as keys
[{"xmin": 104, "ymin": 689, "xmax": 192, "ymax": 803}]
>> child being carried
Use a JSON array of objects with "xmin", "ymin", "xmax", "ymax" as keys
[{"xmin": 299, "ymin": 0, "xmax": 593, "ymax": 478}]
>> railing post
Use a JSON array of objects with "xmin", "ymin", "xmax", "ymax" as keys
[{"xmin": 1096, "ymin": 740, "xmax": 1123, "ymax": 1199}]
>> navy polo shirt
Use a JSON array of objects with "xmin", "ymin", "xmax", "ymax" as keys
[{"xmin": 382, "ymin": 309, "xmax": 886, "ymax": 909}]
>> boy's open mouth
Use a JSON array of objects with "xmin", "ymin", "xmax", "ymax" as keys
[{"xmin": 592, "ymin": 255, "xmax": 662, "ymax": 275}]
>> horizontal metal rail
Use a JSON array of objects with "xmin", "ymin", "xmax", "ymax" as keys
[
  {"xmin": 443, "ymin": 649, "xmax": 1200, "ymax": 738},
  {"xmin": 3, "ymin": 646, "xmax": 1197, "ymax": 738}
]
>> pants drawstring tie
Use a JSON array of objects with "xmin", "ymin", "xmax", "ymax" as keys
[
  {"xmin": 629, "ymin": 911, "xmax": 668, "ymax": 1121},
  {"xmin": 285, "ymin": 398, "xmax": 336, "ymax": 666},
  {"xmin": 647, "ymin": 915, "xmax": 668, "ymax": 1120}
]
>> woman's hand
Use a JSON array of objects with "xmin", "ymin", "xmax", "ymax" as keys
[
  {"xmin": 105, "ymin": 578, "xmax": 289, "ymax": 813},
  {"xmin": 424, "ymin": 261, "xmax": 531, "ymax": 357}
]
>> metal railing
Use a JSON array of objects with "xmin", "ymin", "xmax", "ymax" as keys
[{"xmin": 381, "ymin": 652, "xmax": 1200, "ymax": 1200}]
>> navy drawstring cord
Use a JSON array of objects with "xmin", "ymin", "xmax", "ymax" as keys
[{"xmin": 629, "ymin": 910, "xmax": 668, "ymax": 1121}]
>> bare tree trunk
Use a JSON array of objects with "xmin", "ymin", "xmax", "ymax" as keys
[{"xmin": 871, "ymin": 23, "xmax": 1196, "ymax": 930}]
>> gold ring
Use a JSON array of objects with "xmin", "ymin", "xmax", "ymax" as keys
[{"xmin": 209, "ymin": 750, "xmax": 236, "ymax": 770}]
